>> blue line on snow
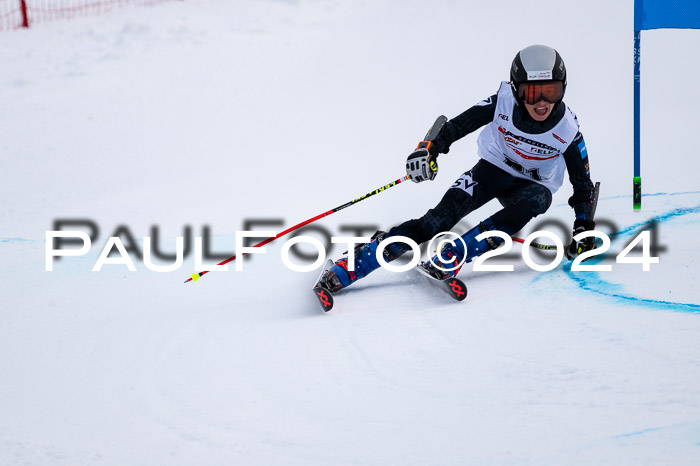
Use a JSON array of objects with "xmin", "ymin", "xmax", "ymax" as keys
[
  {"xmin": 554, "ymin": 189, "xmax": 700, "ymax": 207},
  {"xmin": 611, "ymin": 426, "xmax": 668, "ymax": 438},
  {"xmin": 561, "ymin": 196, "xmax": 700, "ymax": 313},
  {"xmin": 565, "ymin": 267, "xmax": 700, "ymax": 313},
  {"xmin": 605, "ymin": 189, "xmax": 700, "ymax": 201},
  {"xmin": 613, "ymin": 204, "xmax": 700, "ymax": 238},
  {"xmin": 610, "ymin": 420, "xmax": 700, "ymax": 439},
  {"xmin": 0, "ymin": 238, "xmax": 36, "ymax": 244}
]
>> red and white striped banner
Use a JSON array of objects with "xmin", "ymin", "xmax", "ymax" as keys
[{"xmin": 0, "ymin": 0, "xmax": 170, "ymax": 31}]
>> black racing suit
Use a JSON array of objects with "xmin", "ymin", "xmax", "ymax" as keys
[{"xmin": 385, "ymin": 93, "xmax": 594, "ymax": 254}]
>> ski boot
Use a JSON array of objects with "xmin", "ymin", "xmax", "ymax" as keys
[
  {"xmin": 320, "ymin": 230, "xmax": 404, "ymax": 292},
  {"xmin": 422, "ymin": 220, "xmax": 504, "ymax": 279},
  {"xmin": 420, "ymin": 247, "xmax": 462, "ymax": 280}
]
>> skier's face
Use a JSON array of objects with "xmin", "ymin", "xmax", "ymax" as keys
[{"xmin": 524, "ymin": 100, "xmax": 554, "ymax": 121}]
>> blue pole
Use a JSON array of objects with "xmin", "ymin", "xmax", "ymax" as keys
[
  {"xmin": 633, "ymin": 29, "xmax": 642, "ymax": 210},
  {"xmin": 633, "ymin": 0, "xmax": 642, "ymax": 210}
]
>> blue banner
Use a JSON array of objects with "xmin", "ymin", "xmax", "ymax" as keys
[{"xmin": 635, "ymin": 0, "xmax": 700, "ymax": 30}]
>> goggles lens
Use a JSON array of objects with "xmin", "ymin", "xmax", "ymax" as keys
[{"xmin": 518, "ymin": 82, "xmax": 563, "ymax": 105}]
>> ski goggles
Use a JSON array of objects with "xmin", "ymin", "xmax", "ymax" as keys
[{"xmin": 517, "ymin": 81, "xmax": 564, "ymax": 105}]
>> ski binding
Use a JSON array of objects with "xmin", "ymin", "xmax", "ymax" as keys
[
  {"xmin": 312, "ymin": 259, "xmax": 336, "ymax": 312},
  {"xmin": 414, "ymin": 261, "xmax": 468, "ymax": 301}
]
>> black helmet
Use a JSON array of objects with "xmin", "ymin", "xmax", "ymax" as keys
[{"xmin": 510, "ymin": 45, "xmax": 567, "ymax": 106}]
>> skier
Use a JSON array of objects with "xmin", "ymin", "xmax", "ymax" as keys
[{"xmin": 320, "ymin": 44, "xmax": 597, "ymax": 292}]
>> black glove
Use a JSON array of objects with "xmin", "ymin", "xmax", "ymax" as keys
[
  {"xmin": 565, "ymin": 218, "xmax": 597, "ymax": 261},
  {"xmin": 406, "ymin": 142, "xmax": 438, "ymax": 183}
]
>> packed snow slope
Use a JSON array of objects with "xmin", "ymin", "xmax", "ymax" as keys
[{"xmin": 1, "ymin": 0, "xmax": 700, "ymax": 464}]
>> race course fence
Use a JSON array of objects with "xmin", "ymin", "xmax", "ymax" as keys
[{"xmin": 0, "ymin": 0, "xmax": 170, "ymax": 30}]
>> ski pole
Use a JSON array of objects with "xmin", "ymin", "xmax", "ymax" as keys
[
  {"xmin": 511, "ymin": 236, "xmax": 559, "ymax": 250},
  {"xmin": 185, "ymin": 175, "xmax": 410, "ymax": 283},
  {"xmin": 512, "ymin": 181, "xmax": 601, "ymax": 251}
]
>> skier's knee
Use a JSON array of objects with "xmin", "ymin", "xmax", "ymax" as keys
[{"xmin": 524, "ymin": 188, "xmax": 552, "ymax": 218}]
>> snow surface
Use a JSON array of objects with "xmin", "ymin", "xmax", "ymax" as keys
[{"xmin": 1, "ymin": 0, "xmax": 700, "ymax": 464}]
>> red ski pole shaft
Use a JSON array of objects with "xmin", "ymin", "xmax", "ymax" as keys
[{"xmin": 185, "ymin": 175, "xmax": 410, "ymax": 283}]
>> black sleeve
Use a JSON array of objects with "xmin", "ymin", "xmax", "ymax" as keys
[
  {"xmin": 563, "ymin": 132, "xmax": 595, "ymax": 219},
  {"xmin": 431, "ymin": 94, "xmax": 497, "ymax": 155}
]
